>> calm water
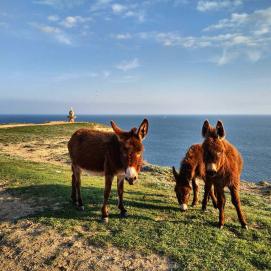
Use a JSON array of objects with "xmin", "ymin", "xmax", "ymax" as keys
[{"xmin": 1, "ymin": 114, "xmax": 271, "ymax": 182}]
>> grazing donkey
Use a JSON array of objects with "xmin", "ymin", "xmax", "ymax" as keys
[
  {"xmin": 172, "ymin": 144, "xmax": 217, "ymax": 211},
  {"xmin": 68, "ymin": 119, "xmax": 149, "ymax": 222},
  {"xmin": 201, "ymin": 120, "xmax": 248, "ymax": 229}
]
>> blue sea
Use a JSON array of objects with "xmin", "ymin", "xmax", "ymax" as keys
[{"xmin": 1, "ymin": 114, "xmax": 271, "ymax": 182}]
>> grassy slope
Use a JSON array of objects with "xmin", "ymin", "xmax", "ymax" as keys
[{"xmin": 0, "ymin": 123, "xmax": 270, "ymax": 271}]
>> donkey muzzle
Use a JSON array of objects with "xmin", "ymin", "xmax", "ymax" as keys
[
  {"xmin": 125, "ymin": 167, "xmax": 138, "ymax": 185},
  {"xmin": 125, "ymin": 176, "xmax": 137, "ymax": 185}
]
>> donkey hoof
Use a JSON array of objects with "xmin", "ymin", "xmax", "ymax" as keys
[
  {"xmin": 219, "ymin": 225, "xmax": 224, "ymax": 230},
  {"xmin": 120, "ymin": 212, "xmax": 128, "ymax": 218},
  {"xmin": 78, "ymin": 205, "xmax": 84, "ymax": 211},
  {"xmin": 242, "ymin": 225, "xmax": 248, "ymax": 230},
  {"xmin": 102, "ymin": 217, "xmax": 109, "ymax": 224}
]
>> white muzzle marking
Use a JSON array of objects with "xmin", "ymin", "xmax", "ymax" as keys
[
  {"xmin": 180, "ymin": 204, "xmax": 188, "ymax": 211},
  {"xmin": 125, "ymin": 167, "xmax": 138, "ymax": 179},
  {"xmin": 207, "ymin": 163, "xmax": 217, "ymax": 172}
]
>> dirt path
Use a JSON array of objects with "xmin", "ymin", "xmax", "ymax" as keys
[
  {"xmin": 0, "ymin": 219, "xmax": 175, "ymax": 271},
  {"xmin": 0, "ymin": 138, "xmax": 70, "ymax": 166},
  {"xmin": 0, "ymin": 121, "xmax": 71, "ymax": 129}
]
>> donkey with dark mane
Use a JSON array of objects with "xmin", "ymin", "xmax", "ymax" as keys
[
  {"xmin": 172, "ymin": 144, "xmax": 217, "ymax": 211},
  {"xmin": 68, "ymin": 119, "xmax": 149, "ymax": 222},
  {"xmin": 201, "ymin": 120, "xmax": 248, "ymax": 229}
]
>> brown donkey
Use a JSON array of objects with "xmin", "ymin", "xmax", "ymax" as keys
[
  {"xmin": 172, "ymin": 144, "xmax": 217, "ymax": 211},
  {"xmin": 68, "ymin": 119, "xmax": 149, "ymax": 222},
  {"xmin": 201, "ymin": 120, "xmax": 248, "ymax": 229}
]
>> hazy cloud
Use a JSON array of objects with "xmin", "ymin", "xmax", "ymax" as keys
[
  {"xmin": 116, "ymin": 58, "xmax": 140, "ymax": 71},
  {"xmin": 33, "ymin": 0, "xmax": 85, "ymax": 9},
  {"xmin": 32, "ymin": 23, "xmax": 72, "ymax": 45},
  {"xmin": 47, "ymin": 15, "xmax": 60, "ymax": 21},
  {"xmin": 60, "ymin": 16, "xmax": 92, "ymax": 28},
  {"xmin": 197, "ymin": 0, "xmax": 243, "ymax": 12}
]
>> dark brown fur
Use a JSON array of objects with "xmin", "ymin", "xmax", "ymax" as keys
[
  {"xmin": 68, "ymin": 119, "xmax": 148, "ymax": 222},
  {"xmin": 172, "ymin": 144, "xmax": 217, "ymax": 211},
  {"xmin": 201, "ymin": 120, "xmax": 248, "ymax": 229}
]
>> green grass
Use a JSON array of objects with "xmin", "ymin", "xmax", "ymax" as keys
[
  {"xmin": 0, "ymin": 124, "xmax": 270, "ymax": 270},
  {"xmin": 0, "ymin": 122, "xmax": 106, "ymax": 144}
]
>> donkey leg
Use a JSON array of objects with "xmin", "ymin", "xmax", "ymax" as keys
[
  {"xmin": 230, "ymin": 186, "xmax": 248, "ymax": 229},
  {"xmin": 216, "ymin": 186, "xmax": 226, "ymax": 229},
  {"xmin": 202, "ymin": 181, "xmax": 212, "ymax": 211},
  {"xmin": 71, "ymin": 166, "xmax": 77, "ymax": 204},
  {"xmin": 73, "ymin": 165, "xmax": 84, "ymax": 211},
  {"xmin": 117, "ymin": 176, "xmax": 127, "ymax": 218},
  {"xmin": 209, "ymin": 185, "xmax": 218, "ymax": 209},
  {"xmin": 191, "ymin": 178, "xmax": 199, "ymax": 206},
  {"xmin": 101, "ymin": 174, "xmax": 114, "ymax": 223}
]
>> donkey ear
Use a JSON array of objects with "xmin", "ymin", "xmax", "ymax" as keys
[
  {"xmin": 137, "ymin": 119, "xmax": 149, "ymax": 140},
  {"xmin": 202, "ymin": 120, "xmax": 210, "ymax": 138},
  {"xmin": 216, "ymin": 120, "xmax": 225, "ymax": 139},
  {"xmin": 110, "ymin": 120, "xmax": 124, "ymax": 135},
  {"xmin": 172, "ymin": 166, "xmax": 179, "ymax": 181}
]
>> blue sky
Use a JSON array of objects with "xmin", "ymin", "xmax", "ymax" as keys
[{"xmin": 0, "ymin": 0, "xmax": 271, "ymax": 114}]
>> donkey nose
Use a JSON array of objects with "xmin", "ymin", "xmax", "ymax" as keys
[{"xmin": 125, "ymin": 177, "xmax": 134, "ymax": 185}]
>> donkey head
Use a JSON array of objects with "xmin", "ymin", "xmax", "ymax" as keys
[
  {"xmin": 111, "ymin": 119, "xmax": 149, "ymax": 185},
  {"xmin": 202, "ymin": 120, "xmax": 226, "ymax": 177},
  {"xmin": 172, "ymin": 166, "xmax": 192, "ymax": 211}
]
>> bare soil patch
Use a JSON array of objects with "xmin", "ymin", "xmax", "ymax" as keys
[
  {"xmin": 0, "ymin": 138, "xmax": 70, "ymax": 166},
  {"xmin": 0, "ymin": 219, "xmax": 175, "ymax": 271}
]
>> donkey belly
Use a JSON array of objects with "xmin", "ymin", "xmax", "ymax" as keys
[{"xmin": 82, "ymin": 169, "xmax": 105, "ymax": 176}]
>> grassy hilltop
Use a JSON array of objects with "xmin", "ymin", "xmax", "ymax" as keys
[{"xmin": 0, "ymin": 123, "xmax": 270, "ymax": 271}]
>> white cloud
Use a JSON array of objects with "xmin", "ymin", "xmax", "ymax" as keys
[
  {"xmin": 90, "ymin": 0, "xmax": 112, "ymax": 12},
  {"xmin": 60, "ymin": 16, "xmax": 92, "ymax": 28},
  {"xmin": 197, "ymin": 0, "xmax": 243, "ymax": 12},
  {"xmin": 204, "ymin": 7, "xmax": 271, "ymax": 33},
  {"xmin": 90, "ymin": 0, "xmax": 146, "ymax": 22},
  {"xmin": 116, "ymin": 58, "xmax": 140, "ymax": 72},
  {"xmin": 204, "ymin": 13, "xmax": 248, "ymax": 31},
  {"xmin": 48, "ymin": 15, "xmax": 60, "ymax": 21},
  {"xmin": 32, "ymin": 23, "xmax": 72, "ymax": 45},
  {"xmin": 112, "ymin": 4, "xmax": 127, "ymax": 14},
  {"xmin": 216, "ymin": 49, "xmax": 239, "ymax": 65},
  {"xmin": 37, "ymin": 25, "xmax": 60, "ymax": 33},
  {"xmin": 133, "ymin": 24, "xmax": 270, "ymax": 65},
  {"xmin": 124, "ymin": 10, "xmax": 145, "ymax": 22},
  {"xmin": 55, "ymin": 33, "xmax": 72, "ymax": 45},
  {"xmin": 33, "ymin": 0, "xmax": 85, "ymax": 9},
  {"xmin": 113, "ymin": 33, "xmax": 132, "ymax": 40}
]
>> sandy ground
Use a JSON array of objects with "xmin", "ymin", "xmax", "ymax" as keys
[
  {"xmin": 0, "ymin": 121, "xmax": 71, "ymax": 129},
  {"xmin": 0, "ymin": 219, "xmax": 175, "ymax": 271},
  {"xmin": 0, "ymin": 138, "xmax": 70, "ymax": 166}
]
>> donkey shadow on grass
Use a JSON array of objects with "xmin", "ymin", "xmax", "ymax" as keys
[{"xmin": 3, "ymin": 183, "xmax": 182, "ymax": 222}]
